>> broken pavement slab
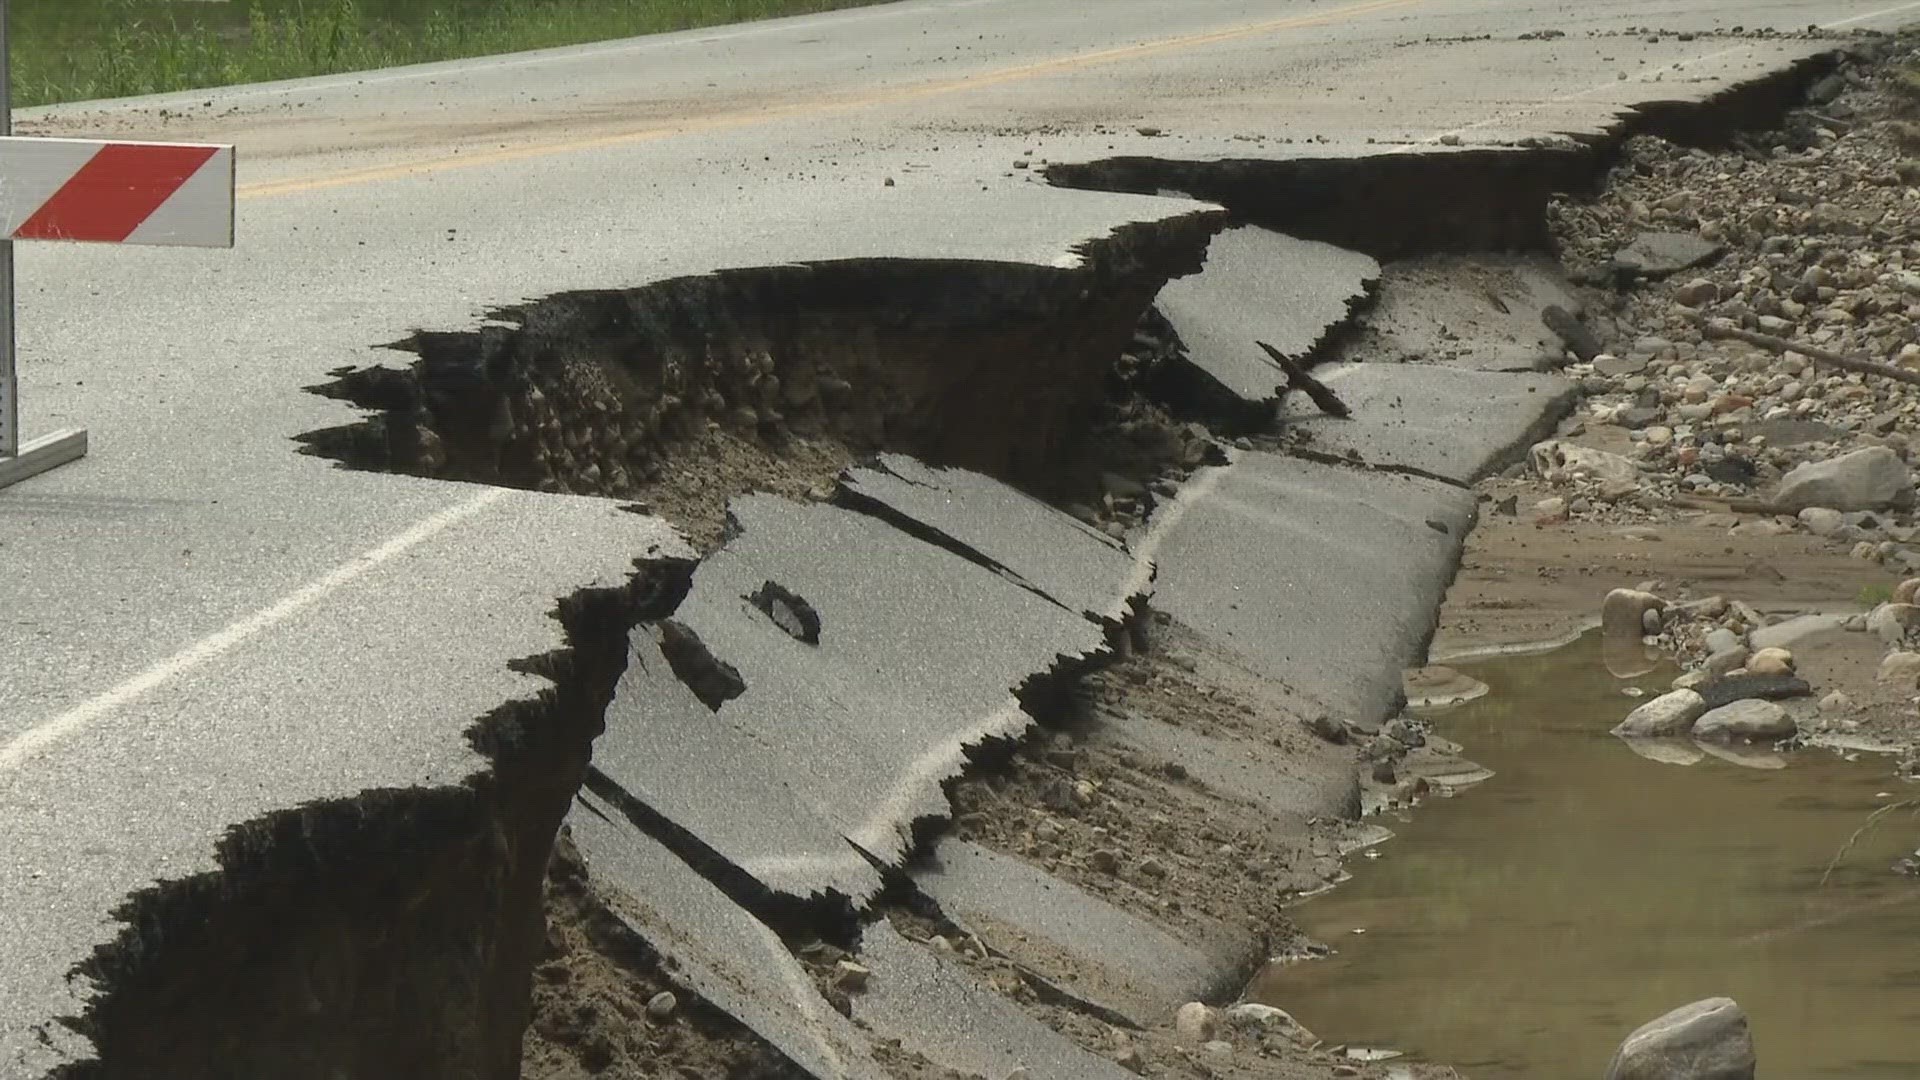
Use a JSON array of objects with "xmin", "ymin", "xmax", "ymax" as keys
[
  {"xmin": 1612, "ymin": 231, "xmax": 1725, "ymax": 280},
  {"xmin": 1280, "ymin": 363, "xmax": 1577, "ymax": 483},
  {"xmin": 851, "ymin": 920, "xmax": 1138, "ymax": 1080},
  {"xmin": 600, "ymin": 485, "xmax": 1108, "ymax": 905},
  {"xmin": 1330, "ymin": 254, "xmax": 1584, "ymax": 372},
  {"xmin": 1143, "ymin": 451, "xmax": 1477, "ymax": 725},
  {"xmin": 1155, "ymin": 226, "xmax": 1380, "ymax": 409},
  {"xmin": 566, "ymin": 793, "xmax": 891, "ymax": 1080},
  {"xmin": 910, "ymin": 838, "xmax": 1250, "ymax": 1025},
  {"xmin": 837, "ymin": 454, "xmax": 1147, "ymax": 624}
]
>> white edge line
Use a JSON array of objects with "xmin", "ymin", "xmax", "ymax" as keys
[{"xmin": 0, "ymin": 486, "xmax": 511, "ymax": 772}]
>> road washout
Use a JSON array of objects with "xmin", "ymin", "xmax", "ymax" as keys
[{"xmin": 37, "ymin": 23, "xmax": 1920, "ymax": 1080}]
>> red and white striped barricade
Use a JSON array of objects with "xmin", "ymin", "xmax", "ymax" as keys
[{"xmin": 0, "ymin": 137, "xmax": 235, "ymax": 488}]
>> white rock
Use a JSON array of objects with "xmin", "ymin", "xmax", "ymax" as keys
[
  {"xmin": 1866, "ymin": 602, "xmax": 1920, "ymax": 644},
  {"xmin": 1693, "ymin": 699, "xmax": 1797, "ymax": 744},
  {"xmin": 1531, "ymin": 439, "xmax": 1641, "ymax": 496},
  {"xmin": 1819, "ymin": 690, "xmax": 1855, "ymax": 714},
  {"xmin": 1613, "ymin": 689, "xmax": 1708, "ymax": 737},
  {"xmin": 1797, "ymin": 506, "xmax": 1848, "ymax": 536},
  {"xmin": 1603, "ymin": 588, "xmax": 1667, "ymax": 641},
  {"xmin": 1878, "ymin": 651, "xmax": 1920, "ymax": 686},
  {"xmin": 1174, "ymin": 1002, "xmax": 1218, "ymax": 1044},
  {"xmin": 1605, "ymin": 997, "xmax": 1755, "ymax": 1080},
  {"xmin": 1703, "ymin": 627, "xmax": 1743, "ymax": 654},
  {"xmin": 1775, "ymin": 447, "xmax": 1914, "ymax": 511},
  {"xmin": 1747, "ymin": 647, "xmax": 1794, "ymax": 676}
]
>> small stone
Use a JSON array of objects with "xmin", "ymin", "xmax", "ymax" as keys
[
  {"xmin": 1819, "ymin": 690, "xmax": 1855, "ymax": 714},
  {"xmin": 1605, "ymin": 997, "xmax": 1754, "ymax": 1080},
  {"xmin": 1746, "ymin": 647, "xmax": 1794, "ymax": 677},
  {"xmin": 1878, "ymin": 651, "xmax": 1920, "ymax": 686},
  {"xmin": 1137, "ymin": 856, "xmax": 1168, "ymax": 879},
  {"xmin": 832, "ymin": 960, "xmax": 871, "ymax": 991},
  {"xmin": 1642, "ymin": 607, "xmax": 1664, "ymax": 634},
  {"xmin": 1089, "ymin": 849, "xmax": 1121, "ymax": 873},
  {"xmin": 1693, "ymin": 699, "xmax": 1796, "ymax": 744},
  {"xmin": 1613, "ymin": 689, "xmax": 1707, "ymax": 738},
  {"xmin": 1704, "ymin": 648, "xmax": 1749, "ymax": 678},
  {"xmin": 1175, "ymin": 1002, "xmax": 1218, "ymax": 1043},
  {"xmin": 1672, "ymin": 277, "xmax": 1718, "ymax": 307},
  {"xmin": 1201, "ymin": 1040, "xmax": 1234, "ymax": 1058},
  {"xmin": 1703, "ymin": 627, "xmax": 1743, "ymax": 655},
  {"xmin": 1305, "ymin": 713, "xmax": 1348, "ymax": 743},
  {"xmin": 645, "ymin": 990, "xmax": 678, "ymax": 1020},
  {"xmin": 1533, "ymin": 495, "xmax": 1569, "ymax": 523}
]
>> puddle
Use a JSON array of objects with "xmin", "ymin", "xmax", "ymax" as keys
[{"xmin": 1253, "ymin": 632, "xmax": 1920, "ymax": 1079}]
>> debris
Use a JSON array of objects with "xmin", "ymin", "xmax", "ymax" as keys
[
  {"xmin": 1541, "ymin": 303, "xmax": 1601, "ymax": 361},
  {"xmin": 1257, "ymin": 340, "xmax": 1351, "ymax": 418}
]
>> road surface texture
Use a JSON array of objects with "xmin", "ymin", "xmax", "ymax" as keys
[{"xmin": 5, "ymin": 0, "xmax": 1919, "ymax": 1076}]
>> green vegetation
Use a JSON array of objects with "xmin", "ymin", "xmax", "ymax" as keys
[
  {"xmin": 10, "ymin": 0, "xmax": 889, "ymax": 107},
  {"xmin": 1857, "ymin": 582, "xmax": 1894, "ymax": 609}
]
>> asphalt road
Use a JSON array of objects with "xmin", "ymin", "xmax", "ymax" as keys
[{"xmin": 6, "ymin": 0, "xmax": 1920, "ymax": 1073}]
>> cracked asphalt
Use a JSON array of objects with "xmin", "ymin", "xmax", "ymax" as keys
[{"xmin": 6, "ymin": 0, "xmax": 1920, "ymax": 1073}]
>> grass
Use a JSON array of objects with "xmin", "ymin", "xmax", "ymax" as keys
[
  {"xmin": 10, "ymin": 0, "xmax": 892, "ymax": 107},
  {"xmin": 1857, "ymin": 582, "xmax": 1894, "ymax": 609}
]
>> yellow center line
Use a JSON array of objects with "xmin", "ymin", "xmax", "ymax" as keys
[{"xmin": 238, "ymin": 0, "xmax": 1424, "ymax": 200}]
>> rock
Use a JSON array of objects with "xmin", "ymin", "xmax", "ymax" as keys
[
  {"xmin": 1136, "ymin": 856, "xmax": 1168, "ymax": 879},
  {"xmin": 1746, "ymin": 647, "xmax": 1794, "ymax": 676},
  {"xmin": 1673, "ymin": 277, "xmax": 1719, "ymax": 307},
  {"xmin": 1532, "ymin": 440, "xmax": 1640, "ymax": 495},
  {"xmin": 1603, "ymin": 588, "xmax": 1667, "ymax": 641},
  {"xmin": 646, "ymin": 990, "xmax": 678, "ymax": 1020},
  {"xmin": 1613, "ymin": 232, "xmax": 1725, "ymax": 280},
  {"xmin": 1596, "ymin": 354, "xmax": 1651, "ymax": 377},
  {"xmin": 1089, "ymin": 849, "xmax": 1120, "ymax": 873},
  {"xmin": 1645, "ymin": 425, "xmax": 1675, "ymax": 447},
  {"xmin": 832, "ymin": 960, "xmax": 871, "ymax": 991},
  {"xmin": 1797, "ymin": 506, "xmax": 1847, "ymax": 536},
  {"xmin": 1877, "ymin": 651, "xmax": 1920, "ymax": 686},
  {"xmin": 1642, "ymin": 607, "xmax": 1664, "ymax": 634},
  {"xmin": 1543, "ymin": 304, "xmax": 1601, "ymax": 361},
  {"xmin": 1201, "ymin": 1040, "xmax": 1234, "ymax": 1058},
  {"xmin": 1305, "ymin": 713, "xmax": 1348, "ymax": 744},
  {"xmin": 1605, "ymin": 997, "xmax": 1755, "ymax": 1080},
  {"xmin": 1175, "ymin": 1002, "xmax": 1218, "ymax": 1044},
  {"xmin": 1223, "ymin": 1003, "xmax": 1313, "ymax": 1042},
  {"xmin": 1693, "ymin": 699, "xmax": 1796, "ymax": 743},
  {"xmin": 1695, "ymin": 674, "xmax": 1811, "ymax": 710},
  {"xmin": 1775, "ymin": 447, "xmax": 1914, "ymax": 511},
  {"xmin": 1729, "ymin": 518, "xmax": 1792, "ymax": 538},
  {"xmin": 1866, "ymin": 602, "xmax": 1920, "ymax": 644},
  {"xmin": 1703, "ymin": 628, "xmax": 1743, "ymax": 655},
  {"xmin": 1703, "ymin": 648, "xmax": 1748, "ymax": 678},
  {"xmin": 1111, "ymin": 1030, "xmax": 1147, "ymax": 1074},
  {"xmin": 1750, "ymin": 613, "xmax": 1849, "ymax": 650},
  {"xmin": 1613, "ymin": 689, "xmax": 1707, "ymax": 737},
  {"xmin": 1819, "ymin": 690, "xmax": 1855, "ymax": 714},
  {"xmin": 1746, "ymin": 418, "xmax": 1844, "ymax": 447}
]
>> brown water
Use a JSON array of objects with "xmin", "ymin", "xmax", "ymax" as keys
[{"xmin": 1254, "ymin": 633, "xmax": 1920, "ymax": 1078}]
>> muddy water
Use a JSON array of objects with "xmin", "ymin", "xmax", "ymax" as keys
[{"xmin": 1254, "ymin": 632, "xmax": 1920, "ymax": 1078}]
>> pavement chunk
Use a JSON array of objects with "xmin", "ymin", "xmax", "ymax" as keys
[
  {"xmin": 1156, "ymin": 227, "xmax": 1380, "ymax": 407},
  {"xmin": 912, "ymin": 838, "xmax": 1249, "ymax": 1024},
  {"xmin": 567, "ymin": 794, "xmax": 889, "ymax": 1080},
  {"xmin": 1280, "ymin": 363, "xmax": 1576, "ymax": 483},
  {"xmin": 851, "ymin": 920, "xmax": 1137, "ymax": 1080},
  {"xmin": 602, "ymin": 486, "xmax": 1106, "ymax": 904},
  {"xmin": 838, "ymin": 453, "xmax": 1145, "ymax": 623},
  {"xmin": 1144, "ymin": 451, "xmax": 1476, "ymax": 724}
]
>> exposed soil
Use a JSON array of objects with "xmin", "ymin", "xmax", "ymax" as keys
[{"xmin": 523, "ymin": 837, "xmax": 802, "ymax": 1080}]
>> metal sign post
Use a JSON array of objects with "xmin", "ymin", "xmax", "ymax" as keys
[{"xmin": 0, "ymin": 0, "xmax": 236, "ymax": 490}]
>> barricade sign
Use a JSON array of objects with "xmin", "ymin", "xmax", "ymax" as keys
[{"xmin": 0, "ymin": 0, "xmax": 236, "ymax": 489}]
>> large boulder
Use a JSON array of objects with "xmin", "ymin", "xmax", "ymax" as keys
[
  {"xmin": 1693, "ymin": 699, "xmax": 1796, "ymax": 744},
  {"xmin": 1605, "ymin": 997, "xmax": 1755, "ymax": 1080},
  {"xmin": 1774, "ymin": 447, "xmax": 1914, "ymax": 512},
  {"xmin": 1613, "ymin": 689, "xmax": 1707, "ymax": 738}
]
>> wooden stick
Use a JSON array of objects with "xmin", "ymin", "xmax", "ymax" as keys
[
  {"xmin": 1699, "ymin": 317, "xmax": 1920, "ymax": 389},
  {"xmin": 1256, "ymin": 340, "xmax": 1351, "ymax": 418}
]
